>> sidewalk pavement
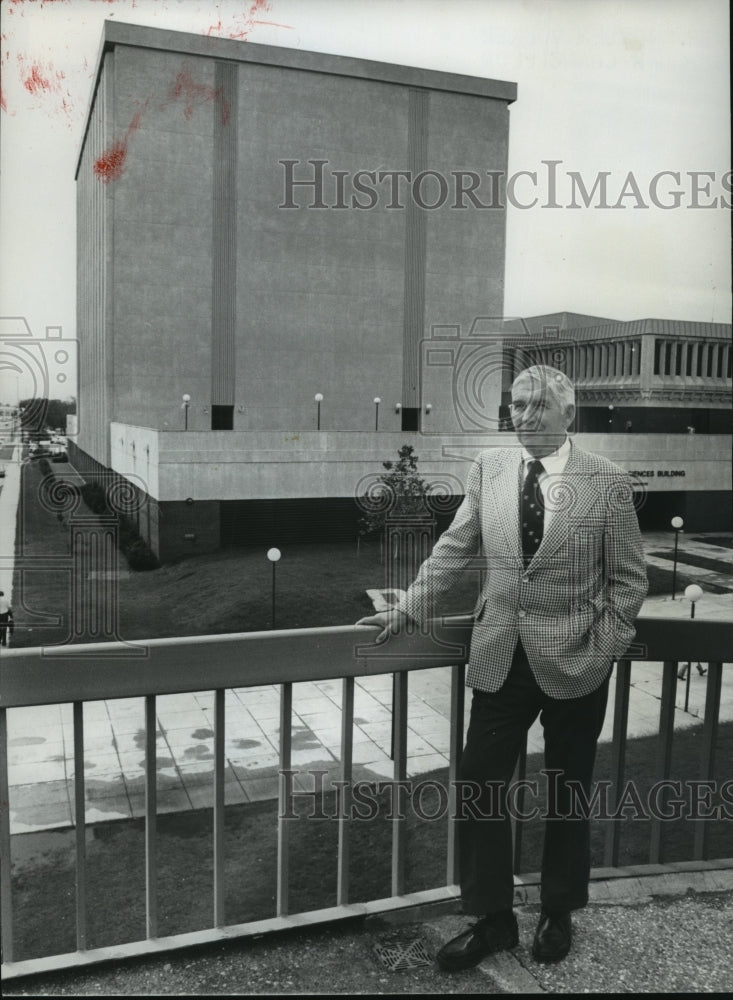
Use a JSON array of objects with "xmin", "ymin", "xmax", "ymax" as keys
[{"xmin": 4, "ymin": 590, "xmax": 732, "ymax": 836}]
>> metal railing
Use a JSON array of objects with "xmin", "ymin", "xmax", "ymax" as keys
[{"xmin": 1, "ymin": 615, "xmax": 731, "ymax": 979}]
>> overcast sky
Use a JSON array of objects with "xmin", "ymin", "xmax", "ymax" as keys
[{"xmin": 0, "ymin": 0, "xmax": 730, "ymax": 401}]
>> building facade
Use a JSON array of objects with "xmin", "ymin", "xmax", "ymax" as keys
[
  {"xmin": 73, "ymin": 22, "xmax": 518, "ymax": 558},
  {"xmin": 73, "ymin": 24, "xmax": 731, "ymax": 560}
]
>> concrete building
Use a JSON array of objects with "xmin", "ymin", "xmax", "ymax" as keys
[
  {"xmin": 73, "ymin": 23, "xmax": 731, "ymax": 561},
  {"xmin": 498, "ymin": 312, "xmax": 731, "ymax": 434},
  {"xmin": 73, "ymin": 21, "xmax": 517, "ymax": 559}
]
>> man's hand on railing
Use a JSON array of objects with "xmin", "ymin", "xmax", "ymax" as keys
[{"xmin": 355, "ymin": 608, "xmax": 411, "ymax": 644}]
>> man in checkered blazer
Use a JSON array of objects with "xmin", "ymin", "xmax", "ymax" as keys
[{"xmin": 359, "ymin": 364, "xmax": 647, "ymax": 966}]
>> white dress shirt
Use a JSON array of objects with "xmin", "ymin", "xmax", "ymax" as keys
[{"xmin": 520, "ymin": 437, "xmax": 571, "ymax": 536}]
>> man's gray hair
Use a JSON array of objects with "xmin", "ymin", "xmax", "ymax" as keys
[{"xmin": 512, "ymin": 365, "xmax": 575, "ymax": 410}]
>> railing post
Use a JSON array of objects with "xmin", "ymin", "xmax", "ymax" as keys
[
  {"xmin": 694, "ymin": 662, "xmax": 723, "ymax": 861},
  {"xmin": 649, "ymin": 662, "xmax": 678, "ymax": 864},
  {"xmin": 385, "ymin": 511, "xmax": 435, "ymax": 761},
  {"xmin": 213, "ymin": 688, "xmax": 226, "ymax": 926},
  {"xmin": 336, "ymin": 676, "xmax": 355, "ymax": 906},
  {"xmin": 391, "ymin": 671, "xmax": 408, "ymax": 898},
  {"xmin": 144, "ymin": 695, "xmax": 158, "ymax": 939},
  {"xmin": 277, "ymin": 682, "xmax": 292, "ymax": 917},
  {"xmin": 0, "ymin": 707, "xmax": 13, "ymax": 964},
  {"xmin": 73, "ymin": 701, "xmax": 87, "ymax": 951}
]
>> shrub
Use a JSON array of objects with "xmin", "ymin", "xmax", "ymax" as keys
[
  {"xmin": 80, "ymin": 481, "xmax": 108, "ymax": 515},
  {"xmin": 79, "ymin": 481, "xmax": 160, "ymax": 571}
]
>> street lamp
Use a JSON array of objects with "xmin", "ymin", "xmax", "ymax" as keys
[
  {"xmin": 608, "ymin": 404, "xmax": 614, "ymax": 429},
  {"xmin": 424, "ymin": 403, "xmax": 432, "ymax": 414},
  {"xmin": 678, "ymin": 585, "xmax": 706, "ymax": 705},
  {"xmin": 314, "ymin": 393, "xmax": 323, "ymax": 431},
  {"xmin": 670, "ymin": 516, "xmax": 684, "ymax": 600},
  {"xmin": 181, "ymin": 393, "xmax": 191, "ymax": 431},
  {"xmin": 267, "ymin": 547, "xmax": 281, "ymax": 629},
  {"xmin": 374, "ymin": 397, "xmax": 381, "ymax": 431}
]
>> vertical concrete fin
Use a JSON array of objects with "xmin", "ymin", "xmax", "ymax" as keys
[
  {"xmin": 402, "ymin": 88, "xmax": 429, "ymax": 409},
  {"xmin": 211, "ymin": 61, "xmax": 238, "ymax": 409}
]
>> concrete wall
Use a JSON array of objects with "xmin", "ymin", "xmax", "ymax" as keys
[
  {"xmin": 109, "ymin": 422, "xmax": 160, "ymax": 498},
  {"xmin": 104, "ymin": 426, "xmax": 731, "ymax": 501},
  {"xmin": 111, "ymin": 46, "xmax": 216, "ymax": 432},
  {"xmin": 77, "ymin": 427, "xmax": 732, "ymax": 559}
]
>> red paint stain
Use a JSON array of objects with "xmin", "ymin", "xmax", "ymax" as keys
[
  {"xmin": 93, "ymin": 138, "xmax": 126, "ymax": 183},
  {"xmin": 7, "ymin": 0, "xmax": 71, "ymax": 7},
  {"xmin": 23, "ymin": 63, "xmax": 52, "ymax": 94},
  {"xmin": 93, "ymin": 105, "xmax": 145, "ymax": 184},
  {"xmin": 14, "ymin": 54, "xmax": 73, "ymax": 118},
  {"xmin": 167, "ymin": 67, "xmax": 230, "ymax": 125},
  {"xmin": 206, "ymin": 0, "xmax": 292, "ymax": 42},
  {"xmin": 0, "ymin": 86, "xmax": 6, "ymax": 114}
]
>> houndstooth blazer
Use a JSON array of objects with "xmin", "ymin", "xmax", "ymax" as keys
[{"xmin": 398, "ymin": 442, "xmax": 648, "ymax": 699}]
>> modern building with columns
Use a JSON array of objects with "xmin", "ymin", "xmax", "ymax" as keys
[
  {"xmin": 498, "ymin": 312, "xmax": 731, "ymax": 434},
  {"xmin": 73, "ymin": 22, "xmax": 731, "ymax": 561}
]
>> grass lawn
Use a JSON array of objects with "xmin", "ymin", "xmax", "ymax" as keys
[
  {"xmin": 11, "ymin": 461, "xmax": 730, "ymax": 647},
  {"xmin": 10, "ymin": 461, "xmax": 475, "ymax": 646}
]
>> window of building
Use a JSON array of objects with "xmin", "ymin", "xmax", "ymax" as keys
[
  {"xmin": 654, "ymin": 340, "xmax": 662, "ymax": 375},
  {"xmin": 717, "ymin": 345, "xmax": 724, "ymax": 378},
  {"xmin": 664, "ymin": 342, "xmax": 673, "ymax": 375},
  {"xmin": 697, "ymin": 345, "xmax": 704, "ymax": 376},
  {"xmin": 685, "ymin": 344, "xmax": 693, "ymax": 376},
  {"xmin": 211, "ymin": 405, "xmax": 234, "ymax": 430},
  {"xmin": 401, "ymin": 407, "xmax": 419, "ymax": 431}
]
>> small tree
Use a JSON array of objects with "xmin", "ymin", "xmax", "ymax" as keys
[{"xmin": 359, "ymin": 444, "xmax": 432, "ymax": 539}]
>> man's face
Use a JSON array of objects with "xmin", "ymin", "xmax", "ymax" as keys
[{"xmin": 510, "ymin": 375, "xmax": 575, "ymax": 457}]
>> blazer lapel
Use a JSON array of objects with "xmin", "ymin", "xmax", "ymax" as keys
[{"xmin": 484, "ymin": 449, "xmax": 524, "ymax": 567}]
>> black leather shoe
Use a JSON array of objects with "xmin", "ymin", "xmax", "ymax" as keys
[
  {"xmin": 436, "ymin": 912, "xmax": 519, "ymax": 971},
  {"xmin": 531, "ymin": 909, "xmax": 572, "ymax": 963}
]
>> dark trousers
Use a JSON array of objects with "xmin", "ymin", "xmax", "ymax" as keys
[{"xmin": 458, "ymin": 640, "xmax": 610, "ymax": 916}]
